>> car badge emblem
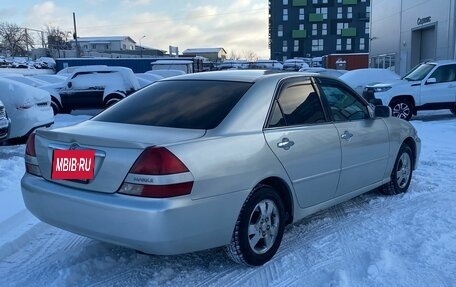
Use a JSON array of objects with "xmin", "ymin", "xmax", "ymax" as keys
[{"xmin": 69, "ymin": 143, "xmax": 79, "ymax": 150}]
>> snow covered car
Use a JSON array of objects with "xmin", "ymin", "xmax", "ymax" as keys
[
  {"xmin": 0, "ymin": 78, "xmax": 53, "ymax": 140},
  {"xmin": 0, "ymin": 100, "xmax": 10, "ymax": 142},
  {"xmin": 22, "ymin": 71, "xmax": 421, "ymax": 266},
  {"xmin": 282, "ymin": 59, "xmax": 309, "ymax": 71},
  {"xmin": 363, "ymin": 61, "xmax": 456, "ymax": 120},
  {"xmin": 340, "ymin": 68, "xmax": 401, "ymax": 96},
  {"xmin": 43, "ymin": 66, "xmax": 141, "ymax": 114}
]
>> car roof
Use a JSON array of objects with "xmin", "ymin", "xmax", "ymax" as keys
[
  {"xmin": 159, "ymin": 70, "xmax": 320, "ymax": 83},
  {"xmin": 425, "ymin": 60, "xmax": 456, "ymax": 65}
]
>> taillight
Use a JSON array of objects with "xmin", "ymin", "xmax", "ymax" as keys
[
  {"xmin": 130, "ymin": 147, "xmax": 189, "ymax": 175},
  {"xmin": 25, "ymin": 133, "xmax": 42, "ymax": 177},
  {"xmin": 119, "ymin": 147, "xmax": 194, "ymax": 198},
  {"xmin": 25, "ymin": 133, "xmax": 36, "ymax": 156}
]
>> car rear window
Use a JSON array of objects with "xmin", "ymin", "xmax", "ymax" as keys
[{"xmin": 92, "ymin": 80, "xmax": 253, "ymax": 129}]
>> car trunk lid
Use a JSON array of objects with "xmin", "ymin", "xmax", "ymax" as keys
[{"xmin": 34, "ymin": 120, "xmax": 205, "ymax": 193}]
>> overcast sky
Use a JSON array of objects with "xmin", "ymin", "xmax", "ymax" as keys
[{"xmin": 0, "ymin": 0, "xmax": 269, "ymax": 58}]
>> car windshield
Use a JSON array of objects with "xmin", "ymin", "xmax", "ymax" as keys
[
  {"xmin": 92, "ymin": 80, "xmax": 253, "ymax": 129},
  {"xmin": 403, "ymin": 63, "xmax": 435, "ymax": 81}
]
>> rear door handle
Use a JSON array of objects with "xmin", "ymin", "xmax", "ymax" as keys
[
  {"xmin": 341, "ymin": 130, "xmax": 353, "ymax": 141},
  {"xmin": 277, "ymin": 138, "xmax": 295, "ymax": 150}
]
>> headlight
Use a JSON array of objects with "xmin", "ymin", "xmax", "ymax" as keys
[{"xmin": 373, "ymin": 86, "xmax": 392, "ymax": 93}]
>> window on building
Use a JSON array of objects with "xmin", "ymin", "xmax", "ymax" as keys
[
  {"xmin": 299, "ymin": 8, "xmax": 305, "ymax": 20},
  {"xmin": 337, "ymin": 0, "xmax": 342, "ymax": 2},
  {"xmin": 312, "ymin": 39, "xmax": 324, "ymax": 51},
  {"xmin": 283, "ymin": 40, "xmax": 288, "ymax": 52},
  {"xmin": 337, "ymin": 23, "xmax": 348, "ymax": 35},
  {"xmin": 359, "ymin": 38, "xmax": 365, "ymax": 50},
  {"xmin": 83, "ymin": 45, "xmax": 88, "ymax": 50},
  {"xmin": 312, "ymin": 0, "xmax": 318, "ymax": 3},
  {"xmin": 299, "ymin": 24, "xmax": 305, "ymax": 30},
  {"xmin": 322, "ymin": 23, "xmax": 327, "ymax": 36},
  {"xmin": 106, "ymin": 44, "xmax": 109, "ymax": 50},
  {"xmin": 283, "ymin": 8, "xmax": 288, "ymax": 21},
  {"xmin": 336, "ymin": 39, "xmax": 342, "ymax": 51},
  {"xmin": 92, "ymin": 44, "xmax": 96, "ymax": 49},
  {"xmin": 283, "ymin": 56, "xmax": 288, "ymax": 62},
  {"xmin": 365, "ymin": 22, "xmax": 370, "ymax": 34},
  {"xmin": 322, "ymin": 0, "xmax": 328, "ymax": 3},
  {"xmin": 361, "ymin": 0, "xmax": 366, "ymax": 2},
  {"xmin": 366, "ymin": 6, "xmax": 371, "ymax": 18},
  {"xmin": 122, "ymin": 44, "xmax": 126, "ymax": 50},
  {"xmin": 278, "ymin": 25, "xmax": 283, "ymax": 37},
  {"xmin": 316, "ymin": 7, "xmax": 328, "ymax": 20},
  {"xmin": 283, "ymin": 0, "xmax": 288, "ymax": 4},
  {"xmin": 337, "ymin": 7, "xmax": 342, "ymax": 19},
  {"xmin": 294, "ymin": 40, "xmax": 300, "ymax": 52},
  {"xmin": 312, "ymin": 24, "xmax": 318, "ymax": 36},
  {"xmin": 346, "ymin": 38, "xmax": 352, "ymax": 50},
  {"xmin": 347, "ymin": 7, "xmax": 353, "ymax": 19}
]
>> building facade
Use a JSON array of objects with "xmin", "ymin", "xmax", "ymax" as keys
[
  {"xmin": 182, "ymin": 48, "xmax": 227, "ymax": 63},
  {"xmin": 370, "ymin": 0, "xmax": 456, "ymax": 76},
  {"xmin": 269, "ymin": 0, "xmax": 371, "ymax": 61},
  {"xmin": 72, "ymin": 36, "xmax": 136, "ymax": 53}
]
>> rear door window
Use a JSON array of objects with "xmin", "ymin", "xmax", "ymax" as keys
[{"xmin": 92, "ymin": 80, "xmax": 252, "ymax": 129}]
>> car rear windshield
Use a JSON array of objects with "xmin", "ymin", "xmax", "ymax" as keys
[{"xmin": 92, "ymin": 80, "xmax": 253, "ymax": 129}]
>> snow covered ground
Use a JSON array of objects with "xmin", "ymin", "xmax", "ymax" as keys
[{"xmin": 0, "ymin": 111, "xmax": 455, "ymax": 287}]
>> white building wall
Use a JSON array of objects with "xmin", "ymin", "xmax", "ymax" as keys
[{"xmin": 371, "ymin": 0, "xmax": 456, "ymax": 75}]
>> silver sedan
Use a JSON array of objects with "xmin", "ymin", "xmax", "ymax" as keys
[{"xmin": 21, "ymin": 70, "xmax": 421, "ymax": 266}]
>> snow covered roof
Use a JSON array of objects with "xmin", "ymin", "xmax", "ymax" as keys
[
  {"xmin": 75, "ymin": 36, "xmax": 136, "ymax": 44},
  {"xmin": 182, "ymin": 48, "xmax": 227, "ymax": 54}
]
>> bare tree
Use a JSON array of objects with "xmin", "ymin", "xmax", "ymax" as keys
[
  {"xmin": 0, "ymin": 22, "xmax": 34, "ymax": 56},
  {"xmin": 46, "ymin": 25, "xmax": 71, "ymax": 57},
  {"xmin": 228, "ymin": 49, "xmax": 241, "ymax": 60},
  {"xmin": 242, "ymin": 49, "xmax": 258, "ymax": 62}
]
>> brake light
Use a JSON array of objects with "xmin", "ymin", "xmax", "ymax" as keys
[
  {"xmin": 25, "ymin": 133, "xmax": 36, "ymax": 156},
  {"xmin": 130, "ymin": 147, "xmax": 188, "ymax": 175},
  {"xmin": 25, "ymin": 133, "xmax": 42, "ymax": 177},
  {"xmin": 119, "ymin": 147, "xmax": 194, "ymax": 198}
]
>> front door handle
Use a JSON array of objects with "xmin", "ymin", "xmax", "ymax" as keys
[
  {"xmin": 341, "ymin": 130, "xmax": 353, "ymax": 141},
  {"xmin": 277, "ymin": 138, "xmax": 295, "ymax": 150}
]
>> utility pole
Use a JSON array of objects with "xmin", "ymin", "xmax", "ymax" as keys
[{"xmin": 73, "ymin": 12, "xmax": 80, "ymax": 57}]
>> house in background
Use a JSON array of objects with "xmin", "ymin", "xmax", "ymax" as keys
[
  {"xmin": 72, "ymin": 36, "xmax": 136, "ymax": 53},
  {"xmin": 182, "ymin": 48, "xmax": 227, "ymax": 62}
]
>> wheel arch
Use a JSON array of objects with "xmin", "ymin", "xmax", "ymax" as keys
[
  {"xmin": 103, "ymin": 92, "xmax": 126, "ymax": 107},
  {"xmin": 403, "ymin": 137, "xmax": 418, "ymax": 170},
  {"xmin": 258, "ymin": 177, "xmax": 294, "ymax": 225}
]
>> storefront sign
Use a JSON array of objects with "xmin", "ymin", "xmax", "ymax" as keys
[{"xmin": 417, "ymin": 16, "xmax": 431, "ymax": 26}]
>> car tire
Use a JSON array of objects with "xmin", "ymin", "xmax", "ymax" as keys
[
  {"xmin": 104, "ymin": 94, "xmax": 124, "ymax": 109},
  {"xmin": 390, "ymin": 99, "xmax": 413, "ymax": 121},
  {"xmin": 225, "ymin": 185, "xmax": 285, "ymax": 266},
  {"xmin": 380, "ymin": 144, "xmax": 413, "ymax": 195},
  {"xmin": 50, "ymin": 99, "xmax": 61, "ymax": 115},
  {"xmin": 450, "ymin": 106, "xmax": 456, "ymax": 116}
]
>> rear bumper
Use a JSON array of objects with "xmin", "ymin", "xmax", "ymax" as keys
[{"xmin": 21, "ymin": 174, "xmax": 248, "ymax": 255}]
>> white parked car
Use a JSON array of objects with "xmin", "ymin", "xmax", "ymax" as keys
[
  {"xmin": 135, "ymin": 73, "xmax": 164, "ymax": 88},
  {"xmin": 363, "ymin": 60, "xmax": 456, "ymax": 120},
  {"xmin": 283, "ymin": 59, "xmax": 309, "ymax": 71},
  {"xmin": 249, "ymin": 60, "xmax": 283, "ymax": 70},
  {"xmin": 56, "ymin": 65, "xmax": 108, "ymax": 77},
  {"xmin": 43, "ymin": 66, "xmax": 141, "ymax": 114},
  {"xmin": 340, "ymin": 68, "xmax": 401, "ymax": 96},
  {"xmin": 299, "ymin": 67, "xmax": 347, "ymax": 78},
  {"xmin": 0, "ymin": 74, "xmax": 49, "ymax": 88},
  {"xmin": 0, "ymin": 100, "xmax": 10, "ymax": 142},
  {"xmin": 145, "ymin": 70, "xmax": 186, "ymax": 78},
  {"xmin": 0, "ymin": 78, "xmax": 53, "ymax": 140},
  {"xmin": 32, "ymin": 74, "xmax": 68, "ymax": 84}
]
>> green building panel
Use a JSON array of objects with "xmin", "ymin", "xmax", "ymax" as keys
[
  {"xmin": 341, "ymin": 27, "xmax": 357, "ymax": 37},
  {"xmin": 309, "ymin": 13, "xmax": 324, "ymax": 22},
  {"xmin": 292, "ymin": 0, "xmax": 307, "ymax": 6},
  {"xmin": 343, "ymin": 0, "xmax": 358, "ymax": 5},
  {"xmin": 292, "ymin": 30, "xmax": 307, "ymax": 38}
]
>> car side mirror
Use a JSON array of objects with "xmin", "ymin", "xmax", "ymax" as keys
[
  {"xmin": 67, "ymin": 81, "xmax": 72, "ymax": 88},
  {"xmin": 374, "ymin": 105, "xmax": 391, "ymax": 118},
  {"xmin": 426, "ymin": 77, "xmax": 437, "ymax": 84}
]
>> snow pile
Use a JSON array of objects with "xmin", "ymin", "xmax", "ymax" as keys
[{"xmin": 0, "ymin": 111, "xmax": 455, "ymax": 286}]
